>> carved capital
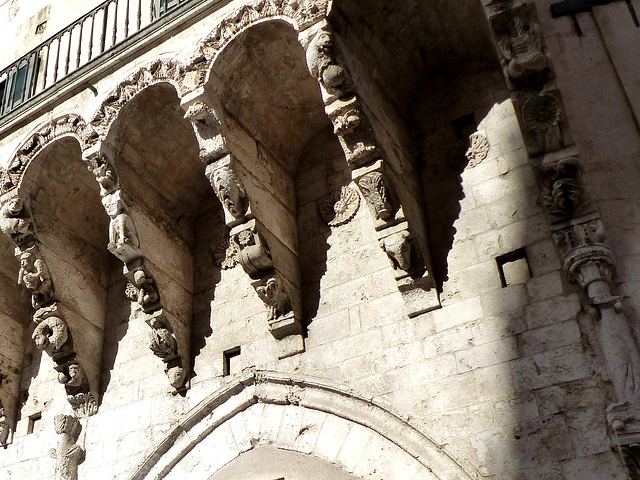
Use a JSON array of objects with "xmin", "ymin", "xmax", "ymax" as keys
[{"xmin": 353, "ymin": 161, "xmax": 405, "ymax": 230}]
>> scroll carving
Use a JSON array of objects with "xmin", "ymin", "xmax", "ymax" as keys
[
  {"xmin": 50, "ymin": 415, "xmax": 85, "ymax": 480},
  {"xmin": 231, "ymin": 223, "xmax": 273, "ymax": 278},
  {"xmin": 32, "ymin": 314, "xmax": 68, "ymax": 350}
]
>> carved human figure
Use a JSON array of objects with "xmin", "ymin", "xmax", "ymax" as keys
[
  {"xmin": 18, "ymin": 251, "xmax": 53, "ymax": 308},
  {"xmin": 381, "ymin": 231, "xmax": 412, "ymax": 271},
  {"xmin": 92, "ymin": 161, "xmax": 118, "ymax": 196},
  {"xmin": 306, "ymin": 27, "xmax": 347, "ymax": 95},
  {"xmin": 209, "ymin": 164, "xmax": 248, "ymax": 219},
  {"xmin": 0, "ymin": 197, "xmax": 33, "ymax": 245},
  {"xmin": 102, "ymin": 191, "xmax": 140, "ymax": 251},
  {"xmin": 498, "ymin": 16, "xmax": 548, "ymax": 80},
  {"xmin": 32, "ymin": 315, "xmax": 68, "ymax": 350},
  {"xmin": 132, "ymin": 269, "xmax": 159, "ymax": 309},
  {"xmin": 50, "ymin": 415, "xmax": 85, "ymax": 480}
]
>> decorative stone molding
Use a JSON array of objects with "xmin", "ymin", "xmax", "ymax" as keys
[
  {"xmin": 186, "ymin": 0, "xmax": 329, "ymax": 89},
  {"xmin": 0, "ymin": 114, "xmax": 98, "ymax": 195},
  {"xmin": 317, "ymin": 185, "xmax": 360, "ymax": 227},
  {"xmin": 213, "ymin": 237, "xmax": 238, "ymax": 270},
  {"xmin": 90, "ymin": 59, "xmax": 186, "ymax": 137},
  {"xmin": 50, "ymin": 414, "xmax": 85, "ymax": 480},
  {"xmin": 129, "ymin": 370, "xmax": 480, "ymax": 480}
]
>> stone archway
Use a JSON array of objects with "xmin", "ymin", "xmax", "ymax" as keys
[{"xmin": 129, "ymin": 371, "xmax": 480, "ymax": 480}]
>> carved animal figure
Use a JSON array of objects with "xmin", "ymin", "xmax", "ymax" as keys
[{"xmin": 32, "ymin": 315, "xmax": 68, "ymax": 350}]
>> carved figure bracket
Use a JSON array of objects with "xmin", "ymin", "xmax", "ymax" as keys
[
  {"xmin": 51, "ymin": 415, "xmax": 85, "ymax": 480},
  {"xmin": 206, "ymin": 156, "xmax": 250, "ymax": 225}
]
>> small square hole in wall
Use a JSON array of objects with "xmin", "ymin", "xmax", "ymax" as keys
[
  {"xmin": 27, "ymin": 413, "xmax": 42, "ymax": 435},
  {"xmin": 35, "ymin": 21, "xmax": 47, "ymax": 35},
  {"xmin": 223, "ymin": 347, "xmax": 241, "ymax": 376},
  {"xmin": 496, "ymin": 248, "xmax": 531, "ymax": 288}
]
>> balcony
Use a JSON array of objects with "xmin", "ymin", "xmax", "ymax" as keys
[{"xmin": 0, "ymin": 0, "xmax": 210, "ymax": 123}]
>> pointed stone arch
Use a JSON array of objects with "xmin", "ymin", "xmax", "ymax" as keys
[{"xmin": 129, "ymin": 370, "xmax": 481, "ymax": 480}]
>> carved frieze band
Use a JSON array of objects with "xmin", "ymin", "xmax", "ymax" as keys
[{"xmin": 0, "ymin": 197, "xmax": 98, "ymax": 418}]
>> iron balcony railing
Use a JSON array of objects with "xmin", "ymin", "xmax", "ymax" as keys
[{"xmin": 0, "ymin": 0, "xmax": 193, "ymax": 118}]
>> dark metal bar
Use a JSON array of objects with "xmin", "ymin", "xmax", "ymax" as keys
[
  {"xmin": 53, "ymin": 37, "xmax": 61, "ymax": 82},
  {"xmin": 100, "ymin": 4, "xmax": 108, "ymax": 53},
  {"xmin": 65, "ymin": 31, "xmax": 72, "ymax": 75},
  {"xmin": 77, "ymin": 21, "xmax": 84, "ymax": 68},
  {"xmin": 88, "ymin": 14, "xmax": 95, "ymax": 60},
  {"xmin": 41, "ymin": 43, "xmax": 50, "ymax": 90},
  {"xmin": 112, "ymin": 0, "xmax": 119, "ymax": 46},
  {"xmin": 125, "ymin": 0, "xmax": 130, "ymax": 37},
  {"xmin": 137, "ymin": 0, "xmax": 142, "ymax": 30}
]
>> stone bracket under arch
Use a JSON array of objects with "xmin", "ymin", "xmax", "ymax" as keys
[
  {"xmin": 299, "ymin": 20, "xmax": 441, "ymax": 317},
  {"xmin": 129, "ymin": 369, "xmax": 482, "ymax": 480}
]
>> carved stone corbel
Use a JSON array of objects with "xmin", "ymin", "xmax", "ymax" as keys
[
  {"xmin": 86, "ymin": 149, "xmax": 188, "ymax": 391},
  {"xmin": 184, "ymin": 101, "xmax": 229, "ymax": 164},
  {"xmin": 206, "ymin": 155, "xmax": 250, "ymax": 226},
  {"xmin": 144, "ymin": 309, "xmax": 188, "ymax": 390},
  {"xmin": 352, "ymin": 160, "xmax": 404, "ymax": 231},
  {"xmin": 0, "ymin": 197, "xmax": 34, "ymax": 248},
  {"xmin": 50, "ymin": 414, "xmax": 85, "ymax": 480}
]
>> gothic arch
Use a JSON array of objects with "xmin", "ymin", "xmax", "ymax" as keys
[{"xmin": 129, "ymin": 370, "xmax": 480, "ymax": 480}]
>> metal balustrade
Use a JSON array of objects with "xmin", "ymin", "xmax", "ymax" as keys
[{"xmin": 0, "ymin": 0, "xmax": 196, "ymax": 118}]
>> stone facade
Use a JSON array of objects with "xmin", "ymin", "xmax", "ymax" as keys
[{"xmin": 0, "ymin": 0, "xmax": 639, "ymax": 479}]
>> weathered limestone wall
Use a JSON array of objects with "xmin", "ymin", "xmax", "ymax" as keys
[{"xmin": 0, "ymin": 1, "xmax": 636, "ymax": 479}]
